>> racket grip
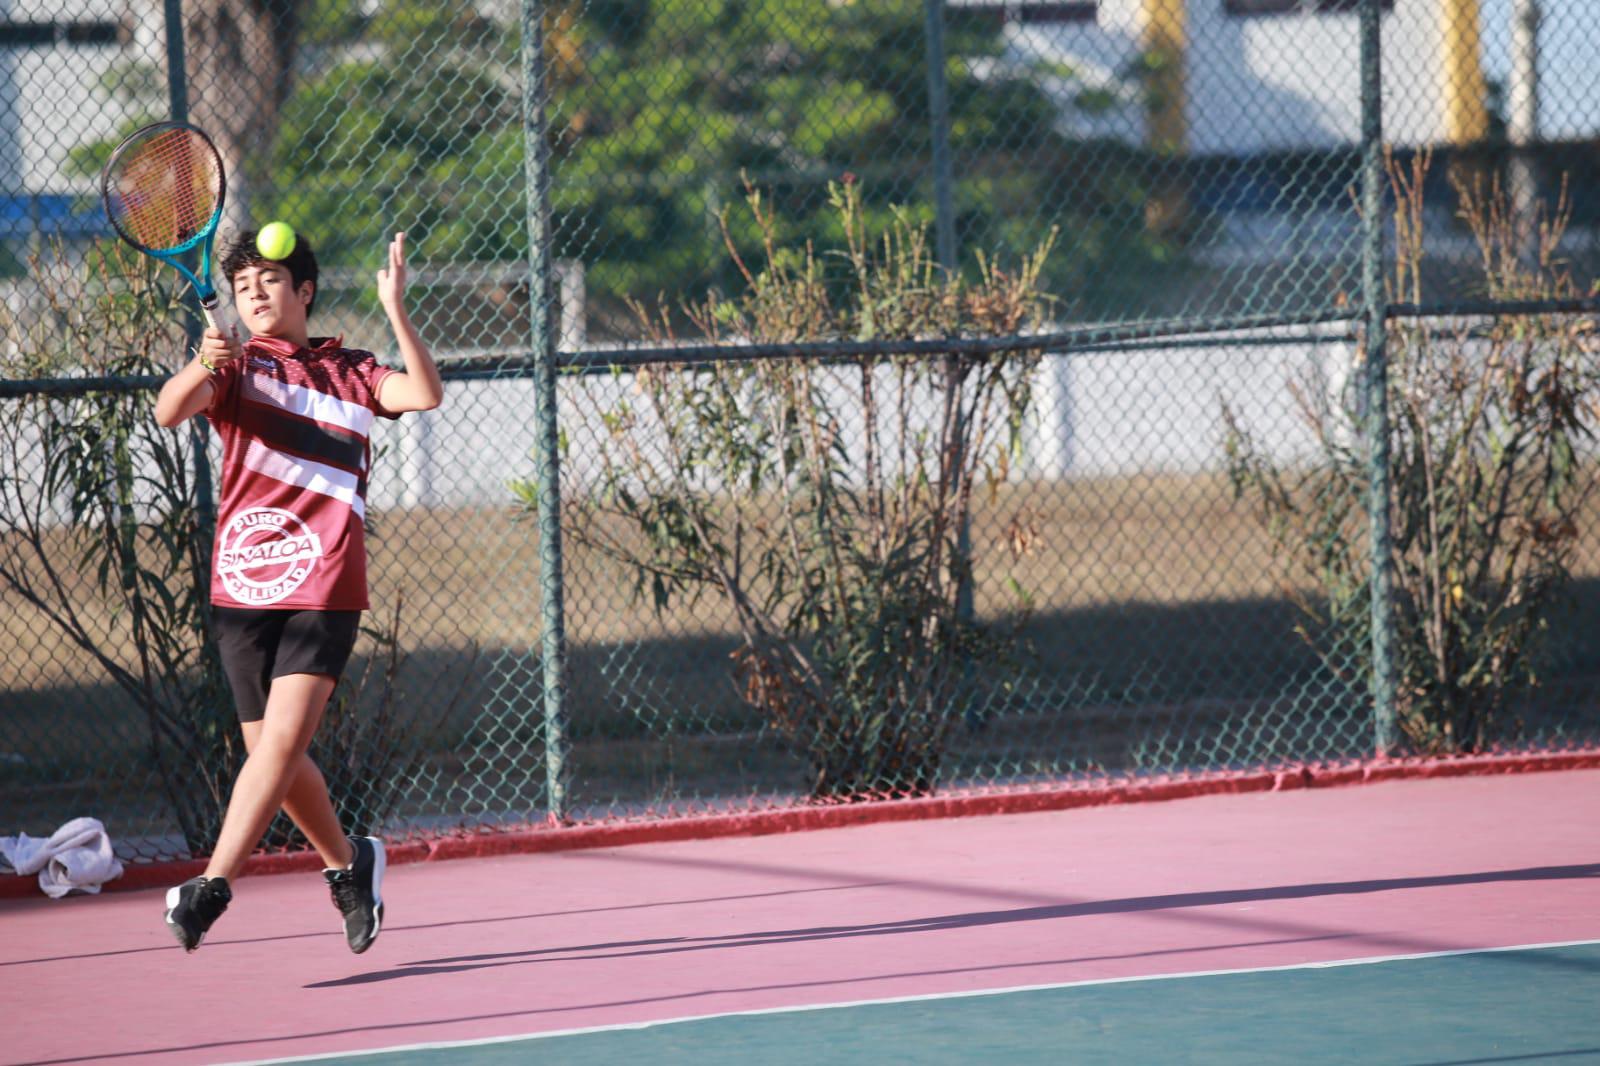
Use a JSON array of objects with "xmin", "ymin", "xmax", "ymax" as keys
[{"xmin": 199, "ymin": 295, "xmax": 241, "ymax": 342}]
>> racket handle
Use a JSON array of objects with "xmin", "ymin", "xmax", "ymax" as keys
[{"xmin": 199, "ymin": 295, "xmax": 242, "ymax": 343}]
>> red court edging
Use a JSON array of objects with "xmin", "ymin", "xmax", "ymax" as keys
[{"xmin": 6, "ymin": 748, "xmax": 1598, "ymax": 900}]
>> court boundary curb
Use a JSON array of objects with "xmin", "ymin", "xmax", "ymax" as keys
[{"xmin": 6, "ymin": 748, "xmax": 1598, "ymax": 899}]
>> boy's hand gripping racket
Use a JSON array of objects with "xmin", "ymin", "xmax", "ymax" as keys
[{"xmin": 100, "ymin": 121, "xmax": 240, "ymax": 340}]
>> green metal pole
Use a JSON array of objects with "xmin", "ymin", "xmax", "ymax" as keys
[
  {"xmin": 521, "ymin": 0, "xmax": 569, "ymax": 820},
  {"xmin": 163, "ymin": 0, "xmax": 216, "ymax": 579},
  {"xmin": 925, "ymin": 0, "xmax": 977, "ymax": 726},
  {"xmin": 162, "ymin": 0, "xmax": 188, "ymax": 121},
  {"xmin": 1359, "ymin": 0, "xmax": 1397, "ymax": 755},
  {"xmin": 923, "ymin": 0, "xmax": 957, "ymax": 270}
]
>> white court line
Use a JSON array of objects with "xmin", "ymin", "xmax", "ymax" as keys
[{"xmin": 232, "ymin": 938, "xmax": 1600, "ymax": 1065}]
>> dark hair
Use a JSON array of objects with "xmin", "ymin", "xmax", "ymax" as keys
[{"xmin": 221, "ymin": 229, "xmax": 319, "ymax": 316}]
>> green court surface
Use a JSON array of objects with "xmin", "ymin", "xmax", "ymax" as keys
[{"xmin": 255, "ymin": 940, "xmax": 1600, "ymax": 1065}]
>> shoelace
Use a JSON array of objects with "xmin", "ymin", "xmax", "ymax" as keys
[
  {"xmin": 194, "ymin": 879, "xmax": 231, "ymax": 922},
  {"xmin": 327, "ymin": 870, "xmax": 361, "ymax": 915}
]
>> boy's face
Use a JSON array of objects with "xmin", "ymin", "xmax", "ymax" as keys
[{"xmin": 231, "ymin": 262, "xmax": 313, "ymax": 341}]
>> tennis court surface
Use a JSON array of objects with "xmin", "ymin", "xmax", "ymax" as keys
[{"xmin": 5, "ymin": 768, "xmax": 1598, "ymax": 1065}]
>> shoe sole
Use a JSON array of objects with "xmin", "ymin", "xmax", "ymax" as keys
[
  {"xmin": 351, "ymin": 837, "xmax": 386, "ymax": 954},
  {"xmin": 164, "ymin": 884, "xmax": 201, "ymax": 952}
]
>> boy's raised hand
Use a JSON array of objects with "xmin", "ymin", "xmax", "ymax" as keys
[
  {"xmin": 198, "ymin": 325, "xmax": 241, "ymax": 370},
  {"xmin": 376, "ymin": 232, "xmax": 409, "ymax": 319},
  {"xmin": 372, "ymin": 229, "xmax": 442, "ymax": 413}
]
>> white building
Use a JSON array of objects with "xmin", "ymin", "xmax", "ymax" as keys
[
  {"xmin": 958, "ymin": 0, "xmax": 1596, "ymax": 152},
  {"xmin": 0, "ymin": 1, "xmax": 150, "ymax": 250}
]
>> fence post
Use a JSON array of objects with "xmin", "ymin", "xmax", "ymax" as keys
[
  {"xmin": 923, "ymin": 0, "xmax": 957, "ymax": 269},
  {"xmin": 163, "ymin": 0, "xmax": 216, "ymax": 573},
  {"xmin": 1359, "ymin": 0, "xmax": 1397, "ymax": 755},
  {"xmin": 1508, "ymin": 0, "xmax": 1543, "ymax": 262},
  {"xmin": 162, "ymin": 0, "xmax": 188, "ymax": 121},
  {"xmin": 923, "ymin": 0, "xmax": 977, "ymax": 728},
  {"xmin": 520, "ymin": 0, "xmax": 569, "ymax": 820}
]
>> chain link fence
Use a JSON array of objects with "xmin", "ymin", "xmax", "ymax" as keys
[{"xmin": 3, "ymin": 0, "xmax": 1598, "ymax": 865}]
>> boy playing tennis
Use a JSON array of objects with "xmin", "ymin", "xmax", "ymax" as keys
[{"xmin": 153, "ymin": 230, "xmax": 442, "ymax": 953}]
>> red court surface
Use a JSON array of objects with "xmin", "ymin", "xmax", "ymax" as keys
[{"xmin": 3, "ymin": 768, "xmax": 1597, "ymax": 1065}]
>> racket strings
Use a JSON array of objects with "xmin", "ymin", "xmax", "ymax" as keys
[{"xmin": 106, "ymin": 128, "xmax": 222, "ymax": 253}]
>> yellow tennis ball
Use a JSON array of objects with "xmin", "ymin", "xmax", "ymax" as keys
[{"xmin": 256, "ymin": 221, "xmax": 297, "ymax": 260}]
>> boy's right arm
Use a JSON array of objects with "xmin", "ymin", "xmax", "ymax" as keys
[{"xmin": 154, "ymin": 327, "xmax": 240, "ymax": 427}]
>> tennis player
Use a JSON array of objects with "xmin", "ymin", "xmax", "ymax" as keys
[{"xmin": 153, "ymin": 230, "xmax": 443, "ymax": 952}]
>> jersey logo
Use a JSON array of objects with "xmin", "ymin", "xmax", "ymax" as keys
[{"xmin": 217, "ymin": 506, "xmax": 323, "ymax": 605}]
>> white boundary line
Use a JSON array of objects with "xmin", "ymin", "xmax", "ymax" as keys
[{"xmin": 232, "ymin": 938, "xmax": 1600, "ymax": 1065}]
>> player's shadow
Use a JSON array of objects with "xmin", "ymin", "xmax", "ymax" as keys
[
  {"xmin": 0, "ymin": 880, "xmax": 898, "ymax": 969},
  {"xmin": 308, "ymin": 861, "xmax": 1600, "ymax": 988}
]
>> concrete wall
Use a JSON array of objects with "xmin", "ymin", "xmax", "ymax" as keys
[{"xmin": 359, "ymin": 327, "xmax": 1355, "ymax": 513}]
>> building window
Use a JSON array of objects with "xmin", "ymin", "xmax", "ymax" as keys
[
  {"xmin": 0, "ymin": 21, "xmax": 124, "ymax": 48},
  {"xmin": 1015, "ymin": 2, "xmax": 1097, "ymax": 21},
  {"xmin": 948, "ymin": 2, "xmax": 1098, "ymax": 32},
  {"xmin": 1224, "ymin": 0, "xmax": 1392, "ymax": 15}
]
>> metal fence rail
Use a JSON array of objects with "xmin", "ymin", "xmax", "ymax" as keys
[{"xmin": 2, "ymin": 0, "xmax": 1598, "ymax": 865}]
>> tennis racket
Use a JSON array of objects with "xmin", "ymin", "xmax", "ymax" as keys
[{"xmin": 100, "ymin": 120, "xmax": 240, "ymax": 340}]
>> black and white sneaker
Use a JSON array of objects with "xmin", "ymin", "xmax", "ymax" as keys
[
  {"xmin": 164, "ymin": 875, "xmax": 232, "ymax": 952},
  {"xmin": 324, "ymin": 836, "xmax": 385, "ymax": 954}
]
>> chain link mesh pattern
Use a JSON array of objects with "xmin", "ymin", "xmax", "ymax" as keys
[{"xmin": 2, "ymin": 0, "xmax": 1597, "ymax": 864}]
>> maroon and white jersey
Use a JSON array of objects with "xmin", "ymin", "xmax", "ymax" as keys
[{"xmin": 204, "ymin": 335, "xmax": 396, "ymax": 610}]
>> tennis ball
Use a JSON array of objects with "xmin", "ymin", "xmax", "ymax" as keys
[{"xmin": 256, "ymin": 221, "xmax": 297, "ymax": 260}]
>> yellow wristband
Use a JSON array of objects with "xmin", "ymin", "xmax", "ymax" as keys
[{"xmin": 198, "ymin": 352, "xmax": 217, "ymax": 374}]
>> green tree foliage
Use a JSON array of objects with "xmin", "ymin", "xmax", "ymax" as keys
[
  {"xmin": 557, "ymin": 0, "xmax": 1026, "ymax": 295},
  {"xmin": 269, "ymin": 3, "xmax": 526, "ymax": 268},
  {"xmin": 262, "ymin": 0, "xmax": 1173, "ymax": 330}
]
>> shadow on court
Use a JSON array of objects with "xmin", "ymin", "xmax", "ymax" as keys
[
  {"xmin": 0, "ymin": 880, "xmax": 900, "ymax": 970},
  {"xmin": 8, "ymin": 769, "xmax": 1599, "ymax": 1066},
  {"xmin": 309, "ymin": 862, "xmax": 1600, "ymax": 989}
]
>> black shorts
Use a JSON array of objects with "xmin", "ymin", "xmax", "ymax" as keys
[{"xmin": 213, "ymin": 607, "xmax": 362, "ymax": 723}]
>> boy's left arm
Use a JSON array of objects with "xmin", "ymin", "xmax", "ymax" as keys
[{"xmin": 374, "ymin": 232, "xmax": 444, "ymax": 414}]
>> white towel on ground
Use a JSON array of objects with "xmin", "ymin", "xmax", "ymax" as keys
[{"xmin": 0, "ymin": 817, "xmax": 125, "ymax": 898}]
